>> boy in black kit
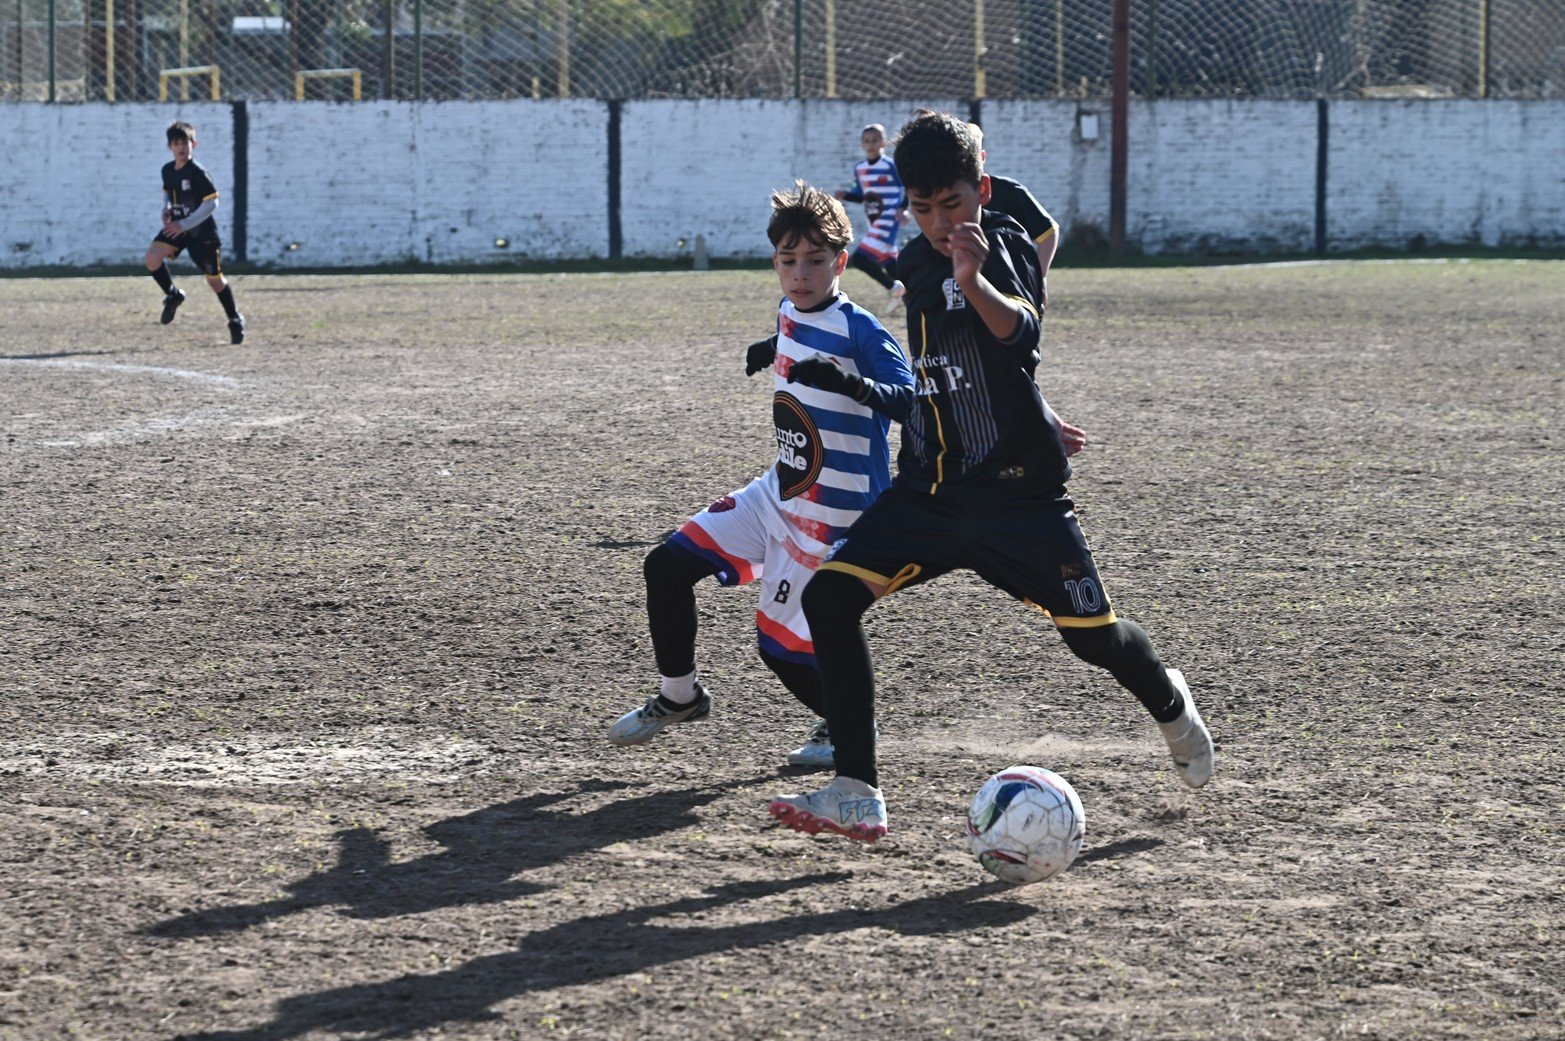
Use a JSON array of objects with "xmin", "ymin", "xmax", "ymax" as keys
[
  {"xmin": 769, "ymin": 111, "xmax": 1212, "ymax": 843},
  {"xmin": 145, "ymin": 121, "xmax": 246, "ymax": 344},
  {"xmin": 967, "ymin": 121, "xmax": 1059, "ymax": 309}
]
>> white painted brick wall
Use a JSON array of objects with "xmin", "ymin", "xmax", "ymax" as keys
[
  {"xmin": 0, "ymin": 102, "xmax": 232, "ymax": 268},
  {"xmin": 618, "ymin": 99, "xmax": 960, "ymax": 259},
  {"xmin": 1, "ymin": 98, "xmax": 1561, "ymax": 269},
  {"xmin": 245, "ymin": 99, "xmax": 608, "ymax": 267},
  {"xmin": 979, "ymin": 100, "xmax": 1103, "ymax": 246},
  {"xmin": 1131, "ymin": 100, "xmax": 1318, "ymax": 254},
  {"xmin": 1330, "ymin": 100, "xmax": 1565, "ymax": 250}
]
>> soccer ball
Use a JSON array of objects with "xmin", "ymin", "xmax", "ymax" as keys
[{"xmin": 966, "ymin": 765, "xmax": 1086, "ymax": 885}]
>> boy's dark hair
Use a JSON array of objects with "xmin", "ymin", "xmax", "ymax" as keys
[
  {"xmin": 167, "ymin": 121, "xmax": 196, "ymax": 144},
  {"xmin": 892, "ymin": 110, "xmax": 982, "ymax": 195},
  {"xmin": 767, "ymin": 180, "xmax": 852, "ymax": 253}
]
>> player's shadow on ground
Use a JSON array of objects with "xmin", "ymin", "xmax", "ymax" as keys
[
  {"xmin": 1, "ymin": 349, "xmax": 123, "ymax": 361},
  {"xmin": 174, "ymin": 874, "xmax": 1035, "ymax": 1041},
  {"xmin": 1075, "ymin": 837, "xmax": 1164, "ymax": 865},
  {"xmin": 145, "ymin": 777, "xmax": 743, "ymax": 938}
]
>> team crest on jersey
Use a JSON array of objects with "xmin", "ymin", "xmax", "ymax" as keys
[
  {"xmin": 773, "ymin": 391, "xmax": 824, "ymax": 500},
  {"xmin": 181, "ymin": 179, "xmax": 191, "ymax": 191},
  {"xmin": 942, "ymin": 278, "xmax": 967, "ymax": 310}
]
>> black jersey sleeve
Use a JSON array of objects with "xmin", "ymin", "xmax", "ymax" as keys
[
  {"xmin": 189, "ymin": 162, "xmax": 219, "ymax": 200},
  {"xmin": 988, "ymin": 176, "xmax": 1057, "ymax": 243},
  {"xmin": 979, "ymin": 217, "xmax": 1042, "ymax": 358}
]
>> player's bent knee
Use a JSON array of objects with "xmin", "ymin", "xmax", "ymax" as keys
[
  {"xmin": 801, "ymin": 569, "xmax": 873, "ymax": 627},
  {"xmin": 643, "ymin": 540, "xmax": 713, "ymax": 591},
  {"xmin": 1059, "ymin": 621, "xmax": 1128, "ymax": 669}
]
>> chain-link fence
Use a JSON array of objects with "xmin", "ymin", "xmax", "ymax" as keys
[{"xmin": 4, "ymin": 0, "xmax": 1562, "ymax": 103}]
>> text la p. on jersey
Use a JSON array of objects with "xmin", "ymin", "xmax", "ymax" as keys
[{"xmin": 770, "ymin": 294, "xmax": 913, "ymax": 555}]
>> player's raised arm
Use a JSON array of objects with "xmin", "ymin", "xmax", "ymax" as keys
[{"xmin": 948, "ymin": 220, "xmax": 1039, "ymax": 351}]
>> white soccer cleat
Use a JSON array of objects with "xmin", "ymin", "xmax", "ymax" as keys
[
  {"xmin": 607, "ymin": 684, "xmax": 712, "ymax": 746},
  {"xmin": 768, "ymin": 776, "xmax": 888, "ymax": 843},
  {"xmin": 1158, "ymin": 668, "xmax": 1214, "ymax": 788},
  {"xmin": 785, "ymin": 718, "xmax": 834, "ymax": 769}
]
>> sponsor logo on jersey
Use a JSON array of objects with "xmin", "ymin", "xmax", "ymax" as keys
[
  {"xmin": 913, "ymin": 354, "xmax": 968, "ymax": 396},
  {"xmin": 942, "ymin": 278, "xmax": 967, "ymax": 310},
  {"xmin": 773, "ymin": 391, "xmax": 824, "ymax": 500}
]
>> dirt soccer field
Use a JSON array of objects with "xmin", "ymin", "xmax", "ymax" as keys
[{"xmin": 1, "ymin": 260, "xmax": 1561, "ymax": 1041}]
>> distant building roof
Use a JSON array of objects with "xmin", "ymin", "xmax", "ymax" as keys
[{"xmin": 232, "ymin": 16, "xmax": 289, "ymax": 36}]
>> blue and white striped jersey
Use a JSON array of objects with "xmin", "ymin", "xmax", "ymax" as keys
[
  {"xmin": 770, "ymin": 293, "xmax": 914, "ymax": 554},
  {"xmin": 841, "ymin": 154, "xmax": 907, "ymax": 261}
]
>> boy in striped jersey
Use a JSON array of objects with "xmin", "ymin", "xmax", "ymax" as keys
[
  {"xmin": 606, "ymin": 182, "xmax": 914, "ymax": 767},
  {"xmin": 770, "ymin": 112, "xmax": 1211, "ymax": 843},
  {"xmin": 834, "ymin": 124, "xmax": 909, "ymax": 313}
]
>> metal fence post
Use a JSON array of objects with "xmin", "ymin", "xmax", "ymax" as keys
[
  {"xmin": 382, "ymin": 0, "xmax": 394, "ymax": 99},
  {"xmin": 793, "ymin": 0, "xmax": 801, "ymax": 98},
  {"xmin": 414, "ymin": 0, "xmax": 422, "ymax": 100},
  {"xmin": 1477, "ymin": 0, "xmax": 1490, "ymax": 98},
  {"xmin": 47, "ymin": 0, "xmax": 56, "ymax": 101},
  {"xmin": 1109, "ymin": 0, "xmax": 1129, "ymax": 260}
]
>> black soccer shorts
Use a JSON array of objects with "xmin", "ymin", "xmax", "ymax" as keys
[
  {"xmin": 817, "ymin": 483, "xmax": 1119, "ymax": 628},
  {"xmin": 153, "ymin": 232, "xmax": 224, "ymax": 277}
]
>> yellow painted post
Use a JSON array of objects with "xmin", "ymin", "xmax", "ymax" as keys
[
  {"xmin": 974, "ymin": 0, "xmax": 986, "ymax": 99},
  {"xmin": 295, "ymin": 68, "xmax": 365, "ymax": 101},
  {"xmin": 556, "ymin": 0, "xmax": 570, "ymax": 97},
  {"xmin": 179, "ymin": 0, "xmax": 189, "ymax": 99},
  {"xmin": 825, "ymin": 0, "xmax": 836, "ymax": 98},
  {"xmin": 1477, "ymin": 0, "xmax": 1490, "ymax": 98},
  {"xmin": 1056, "ymin": 0, "xmax": 1065, "ymax": 95},
  {"xmin": 159, "ymin": 65, "xmax": 219, "ymax": 101}
]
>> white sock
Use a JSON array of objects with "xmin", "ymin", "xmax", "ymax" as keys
[{"xmin": 659, "ymin": 672, "xmax": 698, "ymax": 705}]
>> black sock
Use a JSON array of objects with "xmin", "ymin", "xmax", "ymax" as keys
[
  {"xmin": 150, "ymin": 265, "xmax": 174, "ymax": 294},
  {"xmin": 217, "ymin": 286, "xmax": 239, "ymax": 319},
  {"xmin": 800, "ymin": 571, "xmax": 879, "ymax": 787}
]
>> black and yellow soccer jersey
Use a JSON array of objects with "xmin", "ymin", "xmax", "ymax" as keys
[
  {"xmin": 987, "ymin": 175, "xmax": 1058, "ymax": 247},
  {"xmin": 161, "ymin": 159, "xmax": 221, "ymax": 243},
  {"xmin": 891, "ymin": 208, "xmax": 1069, "ymax": 499}
]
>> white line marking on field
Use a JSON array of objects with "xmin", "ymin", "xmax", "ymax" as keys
[
  {"xmin": 0, "ymin": 729, "xmax": 498, "ymax": 786},
  {"xmin": 37, "ymin": 407, "xmax": 241, "ymax": 447},
  {"xmin": 0, "ymin": 357, "xmax": 246, "ymax": 388},
  {"xmin": 1220, "ymin": 257, "xmax": 1540, "ymax": 270}
]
